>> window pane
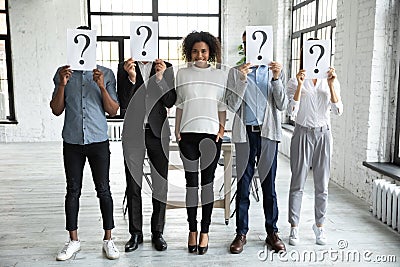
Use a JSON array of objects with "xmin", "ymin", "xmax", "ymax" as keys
[
  {"xmin": 159, "ymin": 16, "xmax": 219, "ymax": 38},
  {"xmin": 99, "ymin": 0, "xmax": 112, "ymax": 12},
  {"xmin": 159, "ymin": 39, "xmax": 181, "ymax": 62},
  {"xmin": 0, "ymin": 0, "xmax": 5, "ymax": 10},
  {"xmin": 158, "ymin": 0, "xmax": 219, "ymax": 14},
  {"xmin": 0, "ymin": 13, "xmax": 7, "ymax": 34},
  {"xmin": 0, "ymin": 40, "xmax": 8, "ymax": 120},
  {"xmin": 92, "ymin": 0, "xmax": 150, "ymax": 13},
  {"xmin": 124, "ymin": 39, "xmax": 130, "ymax": 60},
  {"xmin": 93, "ymin": 16, "xmax": 153, "ymax": 36},
  {"xmin": 96, "ymin": 41, "xmax": 119, "ymax": 74}
]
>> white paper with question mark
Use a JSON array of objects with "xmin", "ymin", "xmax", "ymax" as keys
[
  {"xmin": 303, "ymin": 39, "xmax": 331, "ymax": 79},
  {"xmin": 130, "ymin": 21, "xmax": 158, "ymax": 61},
  {"xmin": 246, "ymin": 26, "xmax": 273, "ymax": 66},
  {"xmin": 67, "ymin": 29, "xmax": 97, "ymax": 71}
]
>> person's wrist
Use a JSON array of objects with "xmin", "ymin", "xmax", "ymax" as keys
[{"xmin": 128, "ymin": 76, "xmax": 136, "ymax": 84}]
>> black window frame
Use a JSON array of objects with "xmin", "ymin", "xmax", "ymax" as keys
[
  {"xmin": 0, "ymin": 0, "xmax": 16, "ymax": 124},
  {"xmin": 290, "ymin": 0, "xmax": 337, "ymax": 77},
  {"xmin": 394, "ymin": 61, "xmax": 400, "ymax": 165},
  {"xmin": 87, "ymin": 0, "xmax": 222, "ymax": 68},
  {"xmin": 288, "ymin": 0, "xmax": 337, "ymax": 125}
]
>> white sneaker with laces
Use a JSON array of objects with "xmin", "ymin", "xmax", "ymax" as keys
[
  {"xmin": 56, "ymin": 240, "xmax": 81, "ymax": 261},
  {"xmin": 289, "ymin": 227, "xmax": 299, "ymax": 246},
  {"xmin": 312, "ymin": 224, "xmax": 327, "ymax": 245},
  {"xmin": 103, "ymin": 239, "xmax": 120, "ymax": 260}
]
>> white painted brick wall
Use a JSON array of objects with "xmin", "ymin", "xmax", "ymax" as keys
[{"xmin": 332, "ymin": 0, "xmax": 399, "ymax": 202}]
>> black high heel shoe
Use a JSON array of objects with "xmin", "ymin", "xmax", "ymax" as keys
[
  {"xmin": 198, "ymin": 233, "xmax": 208, "ymax": 255},
  {"xmin": 188, "ymin": 231, "xmax": 198, "ymax": 253}
]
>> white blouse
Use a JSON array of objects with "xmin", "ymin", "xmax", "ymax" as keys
[
  {"xmin": 287, "ymin": 78, "xmax": 343, "ymax": 127},
  {"xmin": 175, "ymin": 64, "xmax": 227, "ymax": 134}
]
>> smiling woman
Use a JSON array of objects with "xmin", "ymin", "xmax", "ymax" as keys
[{"xmin": 175, "ymin": 30, "xmax": 227, "ymax": 255}]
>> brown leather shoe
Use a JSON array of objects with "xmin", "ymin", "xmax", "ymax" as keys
[
  {"xmin": 266, "ymin": 232, "xmax": 286, "ymax": 252},
  {"xmin": 230, "ymin": 234, "xmax": 246, "ymax": 254}
]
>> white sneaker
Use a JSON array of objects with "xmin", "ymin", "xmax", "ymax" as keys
[
  {"xmin": 103, "ymin": 239, "xmax": 120, "ymax": 260},
  {"xmin": 289, "ymin": 227, "xmax": 299, "ymax": 246},
  {"xmin": 56, "ymin": 240, "xmax": 81, "ymax": 261},
  {"xmin": 312, "ymin": 224, "xmax": 327, "ymax": 245}
]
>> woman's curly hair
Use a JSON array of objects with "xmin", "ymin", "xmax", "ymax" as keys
[{"xmin": 181, "ymin": 31, "xmax": 221, "ymax": 63}]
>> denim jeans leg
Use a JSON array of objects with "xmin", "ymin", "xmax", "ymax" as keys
[
  {"xmin": 260, "ymin": 144, "xmax": 279, "ymax": 233},
  {"xmin": 235, "ymin": 131, "xmax": 259, "ymax": 235}
]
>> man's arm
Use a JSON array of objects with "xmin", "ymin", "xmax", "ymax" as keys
[
  {"xmin": 50, "ymin": 65, "xmax": 71, "ymax": 116},
  {"xmin": 117, "ymin": 59, "xmax": 137, "ymax": 116},
  {"xmin": 225, "ymin": 63, "xmax": 251, "ymax": 112},
  {"xmin": 93, "ymin": 68, "xmax": 119, "ymax": 117},
  {"xmin": 154, "ymin": 60, "xmax": 177, "ymax": 108},
  {"xmin": 269, "ymin": 61, "xmax": 287, "ymax": 111}
]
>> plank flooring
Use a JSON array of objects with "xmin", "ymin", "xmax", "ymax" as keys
[{"xmin": 0, "ymin": 142, "xmax": 399, "ymax": 267}]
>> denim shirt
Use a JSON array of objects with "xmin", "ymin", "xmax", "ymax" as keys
[
  {"xmin": 244, "ymin": 65, "xmax": 269, "ymax": 125},
  {"xmin": 225, "ymin": 65, "xmax": 287, "ymax": 143},
  {"xmin": 52, "ymin": 65, "xmax": 118, "ymax": 145}
]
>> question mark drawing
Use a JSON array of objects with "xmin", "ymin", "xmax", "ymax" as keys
[
  {"xmin": 74, "ymin": 34, "xmax": 90, "ymax": 65},
  {"xmin": 136, "ymin": 25, "xmax": 152, "ymax": 57},
  {"xmin": 252, "ymin": 30, "xmax": 267, "ymax": 60},
  {"xmin": 309, "ymin": 44, "xmax": 325, "ymax": 74}
]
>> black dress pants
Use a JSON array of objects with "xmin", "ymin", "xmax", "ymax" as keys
[{"xmin": 125, "ymin": 128, "xmax": 169, "ymax": 235}]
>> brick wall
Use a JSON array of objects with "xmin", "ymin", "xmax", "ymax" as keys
[{"xmin": 332, "ymin": 0, "xmax": 400, "ymax": 202}]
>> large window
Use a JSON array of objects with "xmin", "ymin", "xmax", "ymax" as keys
[
  {"xmin": 0, "ymin": 0, "xmax": 15, "ymax": 123},
  {"xmin": 87, "ymin": 0, "xmax": 221, "ymax": 73},
  {"xmin": 290, "ymin": 0, "xmax": 337, "ymax": 78}
]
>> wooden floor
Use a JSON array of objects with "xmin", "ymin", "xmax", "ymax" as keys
[{"xmin": 0, "ymin": 142, "xmax": 399, "ymax": 267}]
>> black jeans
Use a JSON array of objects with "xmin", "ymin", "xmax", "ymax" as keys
[
  {"xmin": 63, "ymin": 141, "xmax": 114, "ymax": 231},
  {"xmin": 178, "ymin": 133, "xmax": 222, "ymax": 233}
]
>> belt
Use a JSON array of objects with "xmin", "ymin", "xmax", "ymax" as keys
[
  {"xmin": 246, "ymin": 125, "xmax": 262, "ymax": 132},
  {"xmin": 296, "ymin": 124, "xmax": 329, "ymax": 131}
]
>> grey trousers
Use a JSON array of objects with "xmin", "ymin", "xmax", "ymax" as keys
[{"xmin": 288, "ymin": 124, "xmax": 331, "ymax": 226}]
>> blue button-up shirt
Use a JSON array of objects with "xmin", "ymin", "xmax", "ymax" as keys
[
  {"xmin": 244, "ymin": 65, "xmax": 269, "ymax": 125},
  {"xmin": 52, "ymin": 65, "xmax": 118, "ymax": 145}
]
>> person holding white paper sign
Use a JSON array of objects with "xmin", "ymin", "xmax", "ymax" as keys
[
  {"xmin": 286, "ymin": 38, "xmax": 343, "ymax": 246},
  {"xmin": 226, "ymin": 31, "xmax": 287, "ymax": 254},
  {"xmin": 51, "ymin": 26, "xmax": 120, "ymax": 261},
  {"xmin": 117, "ymin": 57, "xmax": 176, "ymax": 252}
]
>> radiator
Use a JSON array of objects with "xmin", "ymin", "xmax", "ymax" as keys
[
  {"xmin": 372, "ymin": 179, "xmax": 400, "ymax": 232},
  {"xmin": 107, "ymin": 120, "xmax": 123, "ymax": 141}
]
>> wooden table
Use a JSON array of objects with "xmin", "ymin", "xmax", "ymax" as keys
[{"xmin": 167, "ymin": 141, "xmax": 233, "ymax": 225}]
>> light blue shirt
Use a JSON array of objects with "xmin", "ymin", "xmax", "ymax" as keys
[
  {"xmin": 52, "ymin": 65, "xmax": 118, "ymax": 145},
  {"xmin": 244, "ymin": 65, "xmax": 269, "ymax": 125}
]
